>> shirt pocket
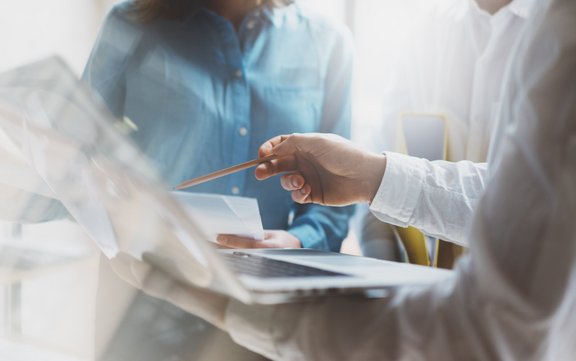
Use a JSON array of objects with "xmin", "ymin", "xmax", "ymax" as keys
[
  {"xmin": 262, "ymin": 86, "xmax": 323, "ymax": 136},
  {"xmin": 124, "ymin": 50, "xmax": 217, "ymax": 181}
]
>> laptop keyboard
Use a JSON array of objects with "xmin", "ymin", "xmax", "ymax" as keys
[{"xmin": 222, "ymin": 251, "xmax": 348, "ymax": 278}]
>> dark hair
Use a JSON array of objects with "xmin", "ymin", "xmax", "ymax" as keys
[
  {"xmin": 131, "ymin": 0, "xmax": 292, "ymax": 23},
  {"xmin": 129, "ymin": 0, "xmax": 200, "ymax": 22}
]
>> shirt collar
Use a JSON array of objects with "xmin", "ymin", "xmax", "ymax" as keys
[
  {"xmin": 507, "ymin": 0, "xmax": 537, "ymax": 19},
  {"xmin": 255, "ymin": 1, "xmax": 297, "ymax": 28},
  {"xmin": 441, "ymin": 0, "xmax": 471, "ymax": 22},
  {"xmin": 464, "ymin": 0, "xmax": 537, "ymax": 20},
  {"xmin": 193, "ymin": 1, "xmax": 297, "ymax": 28}
]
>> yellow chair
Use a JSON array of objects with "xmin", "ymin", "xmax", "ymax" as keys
[
  {"xmin": 394, "ymin": 113, "xmax": 465, "ymax": 268},
  {"xmin": 395, "ymin": 226, "xmax": 431, "ymax": 266}
]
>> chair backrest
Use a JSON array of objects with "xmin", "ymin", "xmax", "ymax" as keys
[
  {"xmin": 397, "ymin": 113, "xmax": 447, "ymax": 160},
  {"xmin": 395, "ymin": 113, "xmax": 447, "ymax": 266}
]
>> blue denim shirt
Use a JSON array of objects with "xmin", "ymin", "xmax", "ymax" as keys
[{"xmin": 83, "ymin": 2, "xmax": 354, "ymax": 251}]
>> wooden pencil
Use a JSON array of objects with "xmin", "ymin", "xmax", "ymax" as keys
[{"xmin": 175, "ymin": 154, "xmax": 278, "ymax": 190}]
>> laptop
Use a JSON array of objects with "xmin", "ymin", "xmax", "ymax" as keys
[{"xmin": 0, "ymin": 57, "xmax": 452, "ymax": 304}]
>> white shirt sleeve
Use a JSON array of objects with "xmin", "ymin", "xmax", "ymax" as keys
[
  {"xmin": 224, "ymin": 1, "xmax": 576, "ymax": 359},
  {"xmin": 369, "ymin": 152, "xmax": 488, "ymax": 245}
]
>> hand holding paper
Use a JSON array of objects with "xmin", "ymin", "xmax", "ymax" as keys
[
  {"xmin": 172, "ymin": 192, "xmax": 265, "ymax": 243},
  {"xmin": 217, "ymin": 230, "xmax": 301, "ymax": 249}
]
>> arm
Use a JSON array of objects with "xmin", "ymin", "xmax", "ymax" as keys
[
  {"xmin": 82, "ymin": 4, "xmax": 140, "ymax": 117},
  {"xmin": 227, "ymin": 2, "xmax": 576, "ymax": 359},
  {"xmin": 258, "ymin": 136, "xmax": 487, "ymax": 245},
  {"xmin": 370, "ymin": 153, "xmax": 488, "ymax": 245}
]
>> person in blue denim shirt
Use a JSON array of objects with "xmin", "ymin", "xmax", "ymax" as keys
[{"xmin": 83, "ymin": 0, "xmax": 354, "ymax": 252}]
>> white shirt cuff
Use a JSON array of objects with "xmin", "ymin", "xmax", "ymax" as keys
[{"xmin": 369, "ymin": 152, "xmax": 426, "ymax": 227}]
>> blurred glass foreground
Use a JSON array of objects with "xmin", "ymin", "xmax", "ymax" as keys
[
  {"xmin": 0, "ymin": 57, "xmax": 106, "ymax": 360},
  {"xmin": 0, "ymin": 58, "xmax": 255, "ymax": 361}
]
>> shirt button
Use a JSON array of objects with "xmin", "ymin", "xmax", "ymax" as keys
[
  {"xmin": 234, "ymin": 69, "xmax": 243, "ymax": 79},
  {"xmin": 238, "ymin": 127, "xmax": 248, "ymax": 136},
  {"xmin": 231, "ymin": 186, "xmax": 240, "ymax": 195},
  {"xmin": 246, "ymin": 21, "xmax": 256, "ymax": 30}
]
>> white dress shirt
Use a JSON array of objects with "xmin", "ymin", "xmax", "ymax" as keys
[
  {"xmin": 225, "ymin": 0, "xmax": 576, "ymax": 359},
  {"xmin": 375, "ymin": 0, "xmax": 535, "ymax": 162},
  {"xmin": 365, "ymin": 0, "xmax": 536, "ymax": 246}
]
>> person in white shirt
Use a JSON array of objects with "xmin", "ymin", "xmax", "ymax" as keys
[
  {"xmin": 111, "ymin": 0, "xmax": 576, "ymax": 359},
  {"xmin": 361, "ymin": 0, "xmax": 537, "ymax": 260}
]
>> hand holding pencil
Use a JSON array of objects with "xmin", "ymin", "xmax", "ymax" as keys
[{"xmin": 253, "ymin": 133, "xmax": 387, "ymax": 206}]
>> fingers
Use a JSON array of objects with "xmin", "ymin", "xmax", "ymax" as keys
[
  {"xmin": 217, "ymin": 231, "xmax": 301, "ymax": 248},
  {"xmin": 256, "ymin": 134, "xmax": 302, "ymax": 180},
  {"xmin": 258, "ymin": 134, "xmax": 290, "ymax": 158},
  {"xmin": 257, "ymin": 133, "xmax": 323, "ymax": 181},
  {"xmin": 255, "ymin": 161, "xmax": 275, "ymax": 180},
  {"xmin": 217, "ymin": 234, "xmax": 264, "ymax": 249},
  {"xmin": 258, "ymin": 133, "xmax": 306, "ymax": 158},
  {"xmin": 280, "ymin": 173, "xmax": 305, "ymax": 191},
  {"xmin": 259, "ymin": 163, "xmax": 316, "ymax": 204},
  {"xmin": 255, "ymin": 154, "xmax": 298, "ymax": 180},
  {"xmin": 279, "ymin": 173, "xmax": 312, "ymax": 203},
  {"xmin": 291, "ymin": 184, "xmax": 312, "ymax": 204},
  {"xmin": 255, "ymin": 133, "xmax": 322, "ymax": 204},
  {"xmin": 259, "ymin": 170, "xmax": 311, "ymax": 204}
]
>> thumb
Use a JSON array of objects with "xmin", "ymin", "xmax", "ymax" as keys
[
  {"xmin": 256, "ymin": 134, "xmax": 302, "ymax": 180},
  {"xmin": 269, "ymin": 133, "xmax": 303, "ymax": 157},
  {"xmin": 258, "ymin": 134, "xmax": 289, "ymax": 158}
]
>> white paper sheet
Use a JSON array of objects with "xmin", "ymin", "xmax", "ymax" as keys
[{"xmin": 172, "ymin": 192, "xmax": 265, "ymax": 243}]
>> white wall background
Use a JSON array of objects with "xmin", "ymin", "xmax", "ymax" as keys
[{"xmin": 0, "ymin": 0, "xmax": 117, "ymax": 74}]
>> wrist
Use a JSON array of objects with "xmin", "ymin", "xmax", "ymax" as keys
[{"xmin": 359, "ymin": 153, "xmax": 387, "ymax": 203}]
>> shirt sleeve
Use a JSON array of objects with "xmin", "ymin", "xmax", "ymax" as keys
[
  {"xmin": 82, "ymin": 4, "xmax": 141, "ymax": 117},
  {"xmin": 287, "ymin": 21, "xmax": 355, "ymax": 251},
  {"xmin": 224, "ymin": 1, "xmax": 576, "ymax": 359},
  {"xmin": 369, "ymin": 152, "xmax": 488, "ymax": 246}
]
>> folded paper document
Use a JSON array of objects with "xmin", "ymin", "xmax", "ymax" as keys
[{"xmin": 172, "ymin": 192, "xmax": 264, "ymax": 242}]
